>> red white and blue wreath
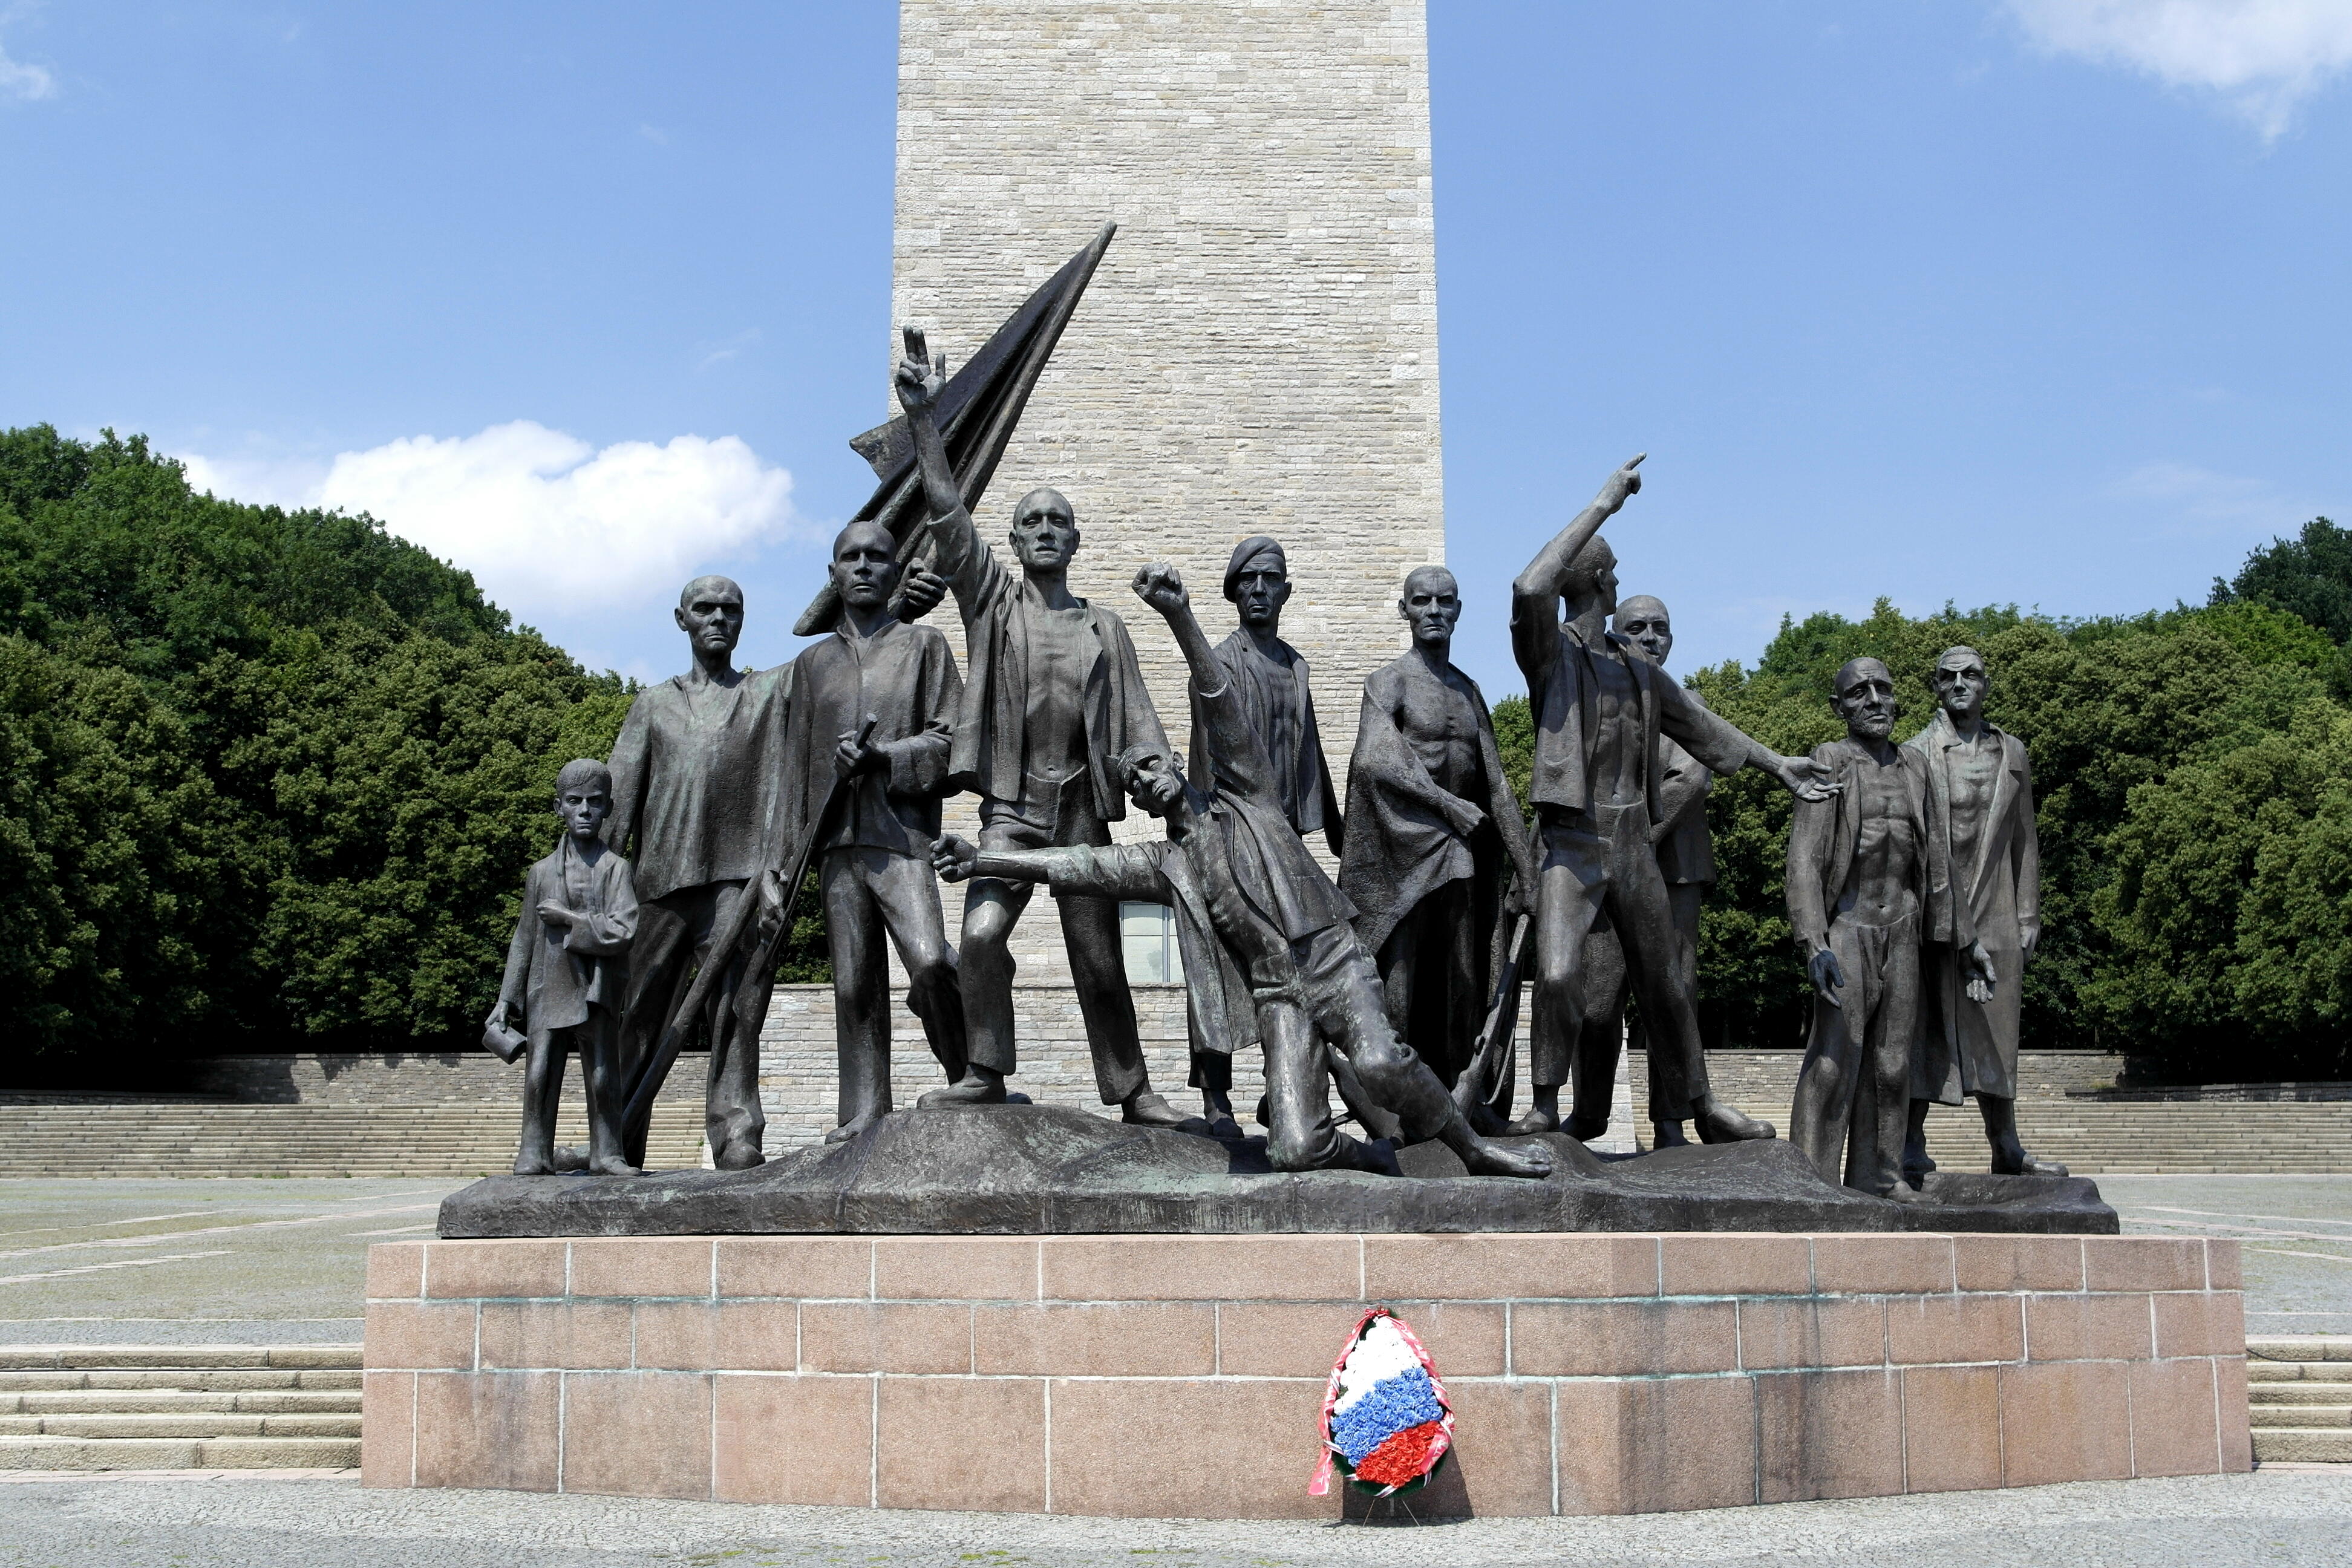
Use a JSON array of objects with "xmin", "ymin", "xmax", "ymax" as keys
[{"xmin": 1308, "ymin": 1306, "xmax": 1453, "ymax": 1498}]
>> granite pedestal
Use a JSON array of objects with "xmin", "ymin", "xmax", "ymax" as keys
[{"xmin": 364, "ymin": 1225, "xmax": 2249, "ymax": 1517}]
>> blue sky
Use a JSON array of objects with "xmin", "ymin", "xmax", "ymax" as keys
[{"xmin": 2, "ymin": 2, "xmax": 2348, "ymax": 694}]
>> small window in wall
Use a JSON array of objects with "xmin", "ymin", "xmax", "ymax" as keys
[{"xmin": 1120, "ymin": 901, "xmax": 1184, "ymax": 984}]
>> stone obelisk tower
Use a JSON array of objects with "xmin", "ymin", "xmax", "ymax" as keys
[
  {"xmin": 892, "ymin": 0, "xmax": 1447, "ymax": 778},
  {"xmin": 759, "ymin": 1, "xmax": 1448, "ymax": 1143}
]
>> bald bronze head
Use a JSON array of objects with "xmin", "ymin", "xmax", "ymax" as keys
[
  {"xmin": 1931, "ymin": 645, "xmax": 1990, "ymax": 724},
  {"xmin": 830, "ymin": 520, "xmax": 901, "ymax": 615},
  {"xmin": 1399, "ymin": 564, "xmax": 1462, "ymax": 652},
  {"xmin": 1832, "ymin": 656, "xmax": 1898, "ymax": 743},
  {"xmin": 675, "ymin": 576, "xmax": 745, "ymax": 661},
  {"xmin": 1010, "ymin": 487, "xmax": 1080, "ymax": 573},
  {"xmin": 1560, "ymin": 537, "xmax": 1619, "ymax": 619},
  {"xmin": 1613, "ymin": 595, "xmax": 1672, "ymax": 666}
]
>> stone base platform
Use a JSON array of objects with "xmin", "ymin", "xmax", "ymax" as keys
[
  {"xmin": 436, "ymin": 1104, "xmax": 2118, "ymax": 1238},
  {"xmin": 361, "ymin": 1230, "xmax": 2250, "ymax": 1517}
]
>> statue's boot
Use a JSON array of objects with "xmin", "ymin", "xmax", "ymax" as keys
[
  {"xmin": 1693, "ymin": 1094, "xmax": 1775, "ymax": 1143},
  {"xmin": 1650, "ymin": 1120, "xmax": 1691, "ymax": 1149},
  {"xmin": 1331, "ymin": 1054, "xmax": 1402, "ymax": 1142},
  {"xmin": 1122, "ymin": 1090, "xmax": 1191, "ymax": 1128},
  {"xmin": 1562, "ymin": 1113, "xmax": 1611, "ymax": 1143},
  {"xmin": 586, "ymin": 1116, "xmax": 639, "ymax": 1177},
  {"xmin": 1901, "ymin": 1098, "xmax": 1938, "ymax": 1185},
  {"xmin": 1982, "ymin": 1094, "xmax": 2068, "ymax": 1177},
  {"xmin": 1374, "ymin": 1056, "xmax": 1553, "ymax": 1180},
  {"xmin": 1322, "ymin": 1131, "xmax": 1400, "ymax": 1176},
  {"xmin": 919, "ymin": 1067, "xmax": 1007, "ymax": 1108}
]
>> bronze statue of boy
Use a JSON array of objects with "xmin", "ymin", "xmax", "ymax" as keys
[{"xmin": 489, "ymin": 759, "xmax": 641, "ymax": 1177}]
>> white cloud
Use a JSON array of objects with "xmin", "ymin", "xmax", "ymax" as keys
[
  {"xmin": 2114, "ymin": 459, "xmax": 2311, "ymax": 534},
  {"xmin": 180, "ymin": 422, "xmax": 802, "ymax": 624},
  {"xmin": 2004, "ymin": 0, "xmax": 2352, "ymax": 138},
  {"xmin": 0, "ymin": 39, "xmax": 56, "ymax": 101}
]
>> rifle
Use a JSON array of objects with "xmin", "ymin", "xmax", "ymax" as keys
[
  {"xmin": 1454, "ymin": 907, "xmax": 1532, "ymax": 1137},
  {"xmin": 618, "ymin": 716, "xmax": 877, "ymax": 1149}
]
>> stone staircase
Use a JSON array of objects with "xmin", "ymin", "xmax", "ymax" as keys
[
  {"xmin": 0, "ymin": 1345, "xmax": 360, "ymax": 1471},
  {"xmin": 2248, "ymin": 1336, "xmax": 2352, "ymax": 1464},
  {"xmin": 1917, "ymin": 1102, "xmax": 2352, "ymax": 1175},
  {"xmin": 0, "ymin": 1102, "xmax": 710, "ymax": 1178}
]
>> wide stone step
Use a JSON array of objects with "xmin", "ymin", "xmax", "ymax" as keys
[
  {"xmin": 0, "ymin": 1434, "xmax": 359, "ymax": 1471},
  {"xmin": 0, "ymin": 1368, "xmax": 360, "ymax": 1393},
  {"xmin": 2250, "ymin": 1382, "xmax": 2352, "ymax": 1405},
  {"xmin": 0, "ymin": 1411, "xmax": 361, "ymax": 1439},
  {"xmin": 2253, "ymin": 1429, "xmax": 2352, "ymax": 1463},
  {"xmin": 0, "ymin": 1346, "xmax": 359, "ymax": 1372},
  {"xmin": 0, "ymin": 1098, "xmax": 708, "ymax": 1177},
  {"xmin": 2251, "ymin": 1403, "xmax": 2352, "ymax": 1428},
  {"xmin": 0, "ymin": 1390, "xmax": 358, "ymax": 1416},
  {"xmin": 2246, "ymin": 1337, "xmax": 2352, "ymax": 1365}
]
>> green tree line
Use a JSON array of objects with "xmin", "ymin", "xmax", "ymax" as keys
[
  {"xmin": 0, "ymin": 426, "xmax": 636, "ymax": 1082},
  {"xmin": 8, "ymin": 423, "xmax": 2349, "ymax": 1084}
]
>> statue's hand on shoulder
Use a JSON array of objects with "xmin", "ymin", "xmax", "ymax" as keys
[
  {"xmin": 894, "ymin": 325, "xmax": 948, "ymax": 417},
  {"xmin": 932, "ymin": 834, "xmax": 981, "ymax": 884},
  {"xmin": 1773, "ymin": 754, "xmax": 1842, "ymax": 803}
]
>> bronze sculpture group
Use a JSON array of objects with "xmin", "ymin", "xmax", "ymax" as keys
[{"xmin": 488, "ymin": 325, "xmax": 2063, "ymax": 1203}]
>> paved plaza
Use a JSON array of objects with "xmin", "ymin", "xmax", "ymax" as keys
[
  {"xmin": 0, "ymin": 1469, "xmax": 2347, "ymax": 1566},
  {"xmin": 0, "ymin": 1180, "xmax": 463, "ymax": 1346}
]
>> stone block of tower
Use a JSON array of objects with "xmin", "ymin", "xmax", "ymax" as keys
[{"xmin": 761, "ymin": 0, "xmax": 1448, "ymax": 1140}]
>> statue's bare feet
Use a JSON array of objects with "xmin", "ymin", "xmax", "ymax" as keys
[
  {"xmin": 1463, "ymin": 1138, "xmax": 1553, "ymax": 1179},
  {"xmin": 1881, "ymin": 1181, "xmax": 1934, "ymax": 1204},
  {"xmin": 1506, "ymin": 1105, "xmax": 1560, "ymax": 1136},
  {"xmin": 512, "ymin": 1154, "xmax": 555, "ymax": 1177},
  {"xmin": 1693, "ymin": 1096, "xmax": 1775, "ymax": 1143},
  {"xmin": 919, "ymin": 1071, "xmax": 1006, "ymax": 1108},
  {"xmin": 589, "ymin": 1156, "xmax": 641, "ymax": 1177},
  {"xmin": 825, "ymin": 1109, "xmax": 884, "ymax": 1144}
]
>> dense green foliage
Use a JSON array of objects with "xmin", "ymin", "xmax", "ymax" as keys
[{"xmin": 0, "ymin": 426, "xmax": 636, "ymax": 1080}]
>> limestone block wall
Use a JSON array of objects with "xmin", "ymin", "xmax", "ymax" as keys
[
  {"xmin": 887, "ymin": 0, "xmax": 1449, "ymax": 991},
  {"xmin": 892, "ymin": 0, "xmax": 1446, "ymax": 785}
]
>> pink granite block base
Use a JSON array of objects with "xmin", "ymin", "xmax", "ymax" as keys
[{"xmin": 364, "ymin": 1232, "xmax": 2248, "ymax": 1517}]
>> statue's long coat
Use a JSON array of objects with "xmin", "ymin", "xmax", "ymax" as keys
[{"xmin": 1904, "ymin": 710, "xmax": 2039, "ymax": 1103}]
